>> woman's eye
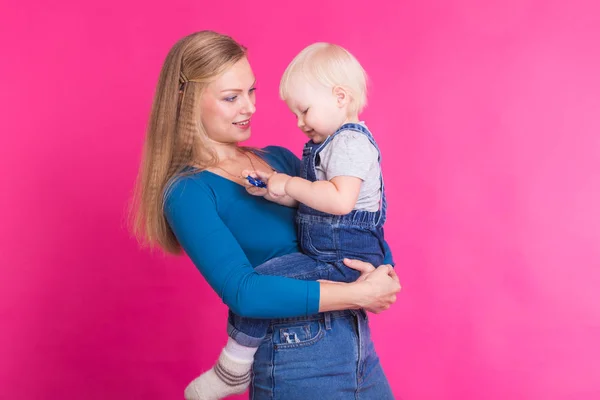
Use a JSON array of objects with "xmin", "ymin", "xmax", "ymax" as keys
[
  {"xmin": 224, "ymin": 96, "xmax": 237, "ymax": 102},
  {"xmin": 302, "ymin": 108, "xmax": 309, "ymax": 114}
]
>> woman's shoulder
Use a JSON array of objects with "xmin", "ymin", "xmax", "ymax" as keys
[
  {"xmin": 259, "ymin": 146, "xmax": 300, "ymax": 175},
  {"xmin": 164, "ymin": 171, "xmax": 215, "ymax": 207},
  {"xmin": 260, "ymin": 145, "xmax": 297, "ymax": 160}
]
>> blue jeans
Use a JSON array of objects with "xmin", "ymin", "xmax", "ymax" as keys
[
  {"xmin": 227, "ymin": 252, "xmax": 360, "ymax": 347},
  {"xmin": 250, "ymin": 310, "xmax": 394, "ymax": 399},
  {"xmin": 227, "ymin": 253, "xmax": 393, "ymax": 398}
]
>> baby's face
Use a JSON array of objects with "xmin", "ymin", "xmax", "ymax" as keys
[{"xmin": 285, "ymin": 80, "xmax": 346, "ymax": 144}]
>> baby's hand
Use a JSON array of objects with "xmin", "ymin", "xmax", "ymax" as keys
[
  {"xmin": 266, "ymin": 172, "xmax": 292, "ymax": 197},
  {"xmin": 242, "ymin": 169, "xmax": 271, "ymax": 197},
  {"xmin": 243, "ymin": 170, "xmax": 292, "ymax": 199}
]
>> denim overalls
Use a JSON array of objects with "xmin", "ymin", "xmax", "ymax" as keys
[{"xmin": 297, "ymin": 122, "xmax": 387, "ymax": 271}]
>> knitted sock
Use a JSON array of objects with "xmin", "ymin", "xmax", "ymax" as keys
[
  {"xmin": 221, "ymin": 337, "xmax": 258, "ymax": 361},
  {"xmin": 184, "ymin": 341, "xmax": 257, "ymax": 400}
]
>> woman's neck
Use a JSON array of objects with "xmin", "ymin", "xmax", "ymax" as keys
[
  {"xmin": 191, "ymin": 141, "xmax": 245, "ymax": 171},
  {"xmin": 217, "ymin": 145, "xmax": 242, "ymax": 162},
  {"xmin": 207, "ymin": 141, "xmax": 244, "ymax": 164}
]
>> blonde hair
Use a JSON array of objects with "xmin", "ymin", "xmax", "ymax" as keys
[
  {"xmin": 131, "ymin": 31, "xmax": 247, "ymax": 254},
  {"xmin": 279, "ymin": 42, "xmax": 368, "ymax": 114}
]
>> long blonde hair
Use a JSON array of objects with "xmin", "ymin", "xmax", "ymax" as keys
[{"xmin": 131, "ymin": 31, "xmax": 247, "ymax": 254}]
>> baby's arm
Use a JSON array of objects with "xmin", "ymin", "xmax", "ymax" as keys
[
  {"xmin": 254, "ymin": 169, "xmax": 361, "ymax": 214},
  {"xmin": 266, "ymin": 192, "xmax": 299, "ymax": 208},
  {"xmin": 273, "ymin": 131, "xmax": 378, "ymax": 215},
  {"xmin": 285, "ymin": 175, "xmax": 361, "ymax": 215}
]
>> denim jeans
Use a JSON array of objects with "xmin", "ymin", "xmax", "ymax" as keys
[
  {"xmin": 250, "ymin": 310, "xmax": 394, "ymax": 399},
  {"xmin": 227, "ymin": 253, "xmax": 394, "ymax": 398}
]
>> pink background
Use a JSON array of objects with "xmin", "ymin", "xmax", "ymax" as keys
[{"xmin": 2, "ymin": 1, "xmax": 600, "ymax": 399}]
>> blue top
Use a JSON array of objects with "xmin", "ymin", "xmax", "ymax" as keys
[{"xmin": 164, "ymin": 146, "xmax": 393, "ymax": 319}]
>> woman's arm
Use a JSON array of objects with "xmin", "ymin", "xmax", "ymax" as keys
[
  {"xmin": 165, "ymin": 177, "xmax": 319, "ymax": 318},
  {"xmin": 165, "ymin": 175, "xmax": 399, "ymax": 318}
]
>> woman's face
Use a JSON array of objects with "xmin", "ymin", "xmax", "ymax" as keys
[{"xmin": 199, "ymin": 57, "xmax": 257, "ymax": 145}]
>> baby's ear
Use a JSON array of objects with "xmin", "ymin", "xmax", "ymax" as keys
[{"xmin": 333, "ymin": 86, "xmax": 350, "ymax": 107}]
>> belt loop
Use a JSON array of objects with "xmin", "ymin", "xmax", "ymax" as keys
[
  {"xmin": 324, "ymin": 312, "xmax": 332, "ymax": 330},
  {"xmin": 360, "ymin": 309, "xmax": 368, "ymax": 321}
]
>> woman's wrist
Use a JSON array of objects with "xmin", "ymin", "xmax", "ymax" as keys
[
  {"xmin": 347, "ymin": 280, "xmax": 369, "ymax": 309},
  {"xmin": 318, "ymin": 281, "xmax": 362, "ymax": 312}
]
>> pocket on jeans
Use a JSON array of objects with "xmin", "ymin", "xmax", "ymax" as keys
[{"xmin": 273, "ymin": 320, "xmax": 324, "ymax": 350}]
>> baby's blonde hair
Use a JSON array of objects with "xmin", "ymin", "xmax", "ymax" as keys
[{"xmin": 280, "ymin": 42, "xmax": 368, "ymax": 114}]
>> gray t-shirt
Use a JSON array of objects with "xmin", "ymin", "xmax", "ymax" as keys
[{"xmin": 315, "ymin": 126, "xmax": 381, "ymax": 212}]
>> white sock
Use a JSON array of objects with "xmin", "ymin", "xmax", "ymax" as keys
[
  {"xmin": 223, "ymin": 337, "xmax": 258, "ymax": 362},
  {"xmin": 184, "ymin": 340, "xmax": 257, "ymax": 400}
]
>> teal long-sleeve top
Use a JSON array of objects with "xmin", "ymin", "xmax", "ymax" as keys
[{"xmin": 164, "ymin": 146, "xmax": 394, "ymax": 319}]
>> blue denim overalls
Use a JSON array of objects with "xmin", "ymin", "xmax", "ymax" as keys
[{"xmin": 296, "ymin": 122, "xmax": 387, "ymax": 273}]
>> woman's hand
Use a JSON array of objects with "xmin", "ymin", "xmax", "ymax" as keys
[
  {"xmin": 346, "ymin": 260, "xmax": 401, "ymax": 314},
  {"xmin": 243, "ymin": 169, "xmax": 291, "ymax": 198},
  {"xmin": 343, "ymin": 258, "xmax": 376, "ymax": 281}
]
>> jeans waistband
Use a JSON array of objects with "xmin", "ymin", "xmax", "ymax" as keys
[{"xmin": 269, "ymin": 309, "xmax": 364, "ymax": 326}]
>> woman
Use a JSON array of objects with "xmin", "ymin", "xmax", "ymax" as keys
[{"xmin": 133, "ymin": 30, "xmax": 400, "ymax": 399}]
